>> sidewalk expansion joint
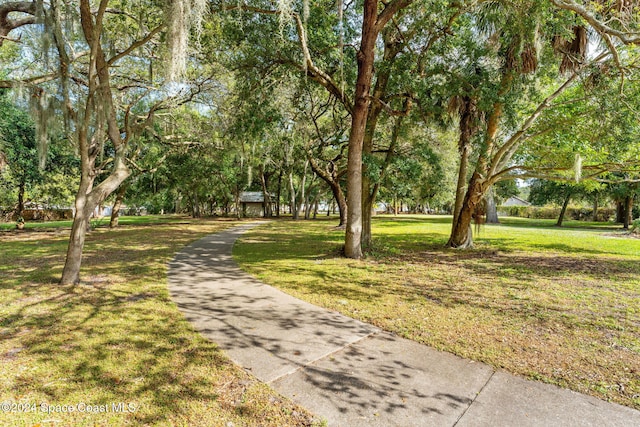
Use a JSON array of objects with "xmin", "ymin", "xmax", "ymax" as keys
[
  {"xmin": 452, "ymin": 369, "xmax": 496, "ymax": 426},
  {"xmin": 266, "ymin": 330, "xmax": 381, "ymax": 385}
]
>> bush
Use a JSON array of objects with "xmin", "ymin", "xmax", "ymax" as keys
[
  {"xmin": 22, "ymin": 209, "xmax": 73, "ymax": 221},
  {"xmin": 498, "ymin": 206, "xmax": 615, "ymax": 222},
  {"xmin": 0, "ymin": 209, "xmax": 74, "ymax": 222}
]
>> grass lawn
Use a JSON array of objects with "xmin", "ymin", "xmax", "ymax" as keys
[
  {"xmin": 0, "ymin": 216, "xmax": 319, "ymax": 427},
  {"xmin": 234, "ymin": 215, "xmax": 640, "ymax": 410},
  {"xmin": 0, "ymin": 214, "xmax": 187, "ymax": 231}
]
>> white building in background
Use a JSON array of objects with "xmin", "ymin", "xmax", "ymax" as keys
[
  {"xmin": 501, "ymin": 196, "xmax": 531, "ymax": 207},
  {"xmin": 239, "ymin": 192, "xmax": 267, "ymax": 217}
]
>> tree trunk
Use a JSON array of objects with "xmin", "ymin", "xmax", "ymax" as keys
[
  {"xmin": 289, "ymin": 172, "xmax": 298, "ymax": 220},
  {"xmin": 307, "ymin": 153, "xmax": 347, "ymax": 227},
  {"xmin": 451, "ymin": 143, "xmax": 470, "ymax": 235},
  {"xmin": 304, "ymin": 192, "xmax": 311, "ymax": 219},
  {"xmin": 616, "ymin": 200, "xmax": 625, "ymax": 223},
  {"xmin": 332, "ymin": 184, "xmax": 348, "ymax": 226},
  {"xmin": 556, "ymin": 192, "xmax": 571, "ymax": 227},
  {"xmin": 276, "ymin": 169, "xmax": 282, "ymax": 217},
  {"xmin": 305, "ymin": 189, "xmax": 319, "ymax": 220},
  {"xmin": 362, "ymin": 114, "xmax": 404, "ymax": 248},
  {"xmin": 360, "ymin": 28, "xmax": 406, "ymax": 250},
  {"xmin": 109, "ymin": 183, "xmax": 127, "ymax": 228},
  {"xmin": 592, "ymin": 196, "xmax": 599, "ymax": 222},
  {"xmin": 447, "ymin": 172, "xmax": 486, "ymax": 248},
  {"xmin": 192, "ymin": 191, "xmax": 200, "ymax": 218},
  {"xmin": 234, "ymin": 191, "xmax": 241, "ymax": 219},
  {"xmin": 344, "ymin": 0, "xmax": 379, "ymax": 259},
  {"xmin": 297, "ymin": 160, "xmax": 309, "ymax": 219},
  {"xmin": 623, "ymin": 195, "xmax": 633, "ymax": 229},
  {"xmin": 362, "ymin": 198, "xmax": 374, "ymax": 243},
  {"xmin": 485, "ymin": 186, "xmax": 499, "ymax": 224},
  {"xmin": 60, "ymin": 156, "xmax": 130, "ymax": 285},
  {"xmin": 17, "ymin": 180, "xmax": 25, "ymax": 214},
  {"xmin": 260, "ymin": 166, "xmax": 272, "ymax": 217},
  {"xmin": 62, "ymin": 192, "xmax": 92, "ymax": 285}
]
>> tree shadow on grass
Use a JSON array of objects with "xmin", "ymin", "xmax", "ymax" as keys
[
  {"xmin": 236, "ymin": 224, "xmax": 639, "ymax": 334},
  {"xmin": 170, "ymin": 227, "xmax": 488, "ymax": 426},
  {"xmin": 1, "ymin": 222, "xmax": 315, "ymax": 426},
  {"xmin": 1, "ymin": 283, "xmax": 235, "ymax": 425}
]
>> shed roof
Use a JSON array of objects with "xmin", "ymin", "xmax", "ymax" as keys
[
  {"xmin": 502, "ymin": 196, "xmax": 531, "ymax": 207},
  {"xmin": 239, "ymin": 191, "xmax": 264, "ymax": 203}
]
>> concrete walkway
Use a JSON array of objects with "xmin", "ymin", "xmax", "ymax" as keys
[{"xmin": 168, "ymin": 223, "xmax": 640, "ymax": 427}]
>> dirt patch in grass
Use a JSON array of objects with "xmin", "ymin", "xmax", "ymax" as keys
[
  {"xmin": 0, "ymin": 218, "xmax": 321, "ymax": 426},
  {"xmin": 604, "ymin": 231, "xmax": 640, "ymax": 239},
  {"xmin": 234, "ymin": 217, "xmax": 640, "ymax": 410}
]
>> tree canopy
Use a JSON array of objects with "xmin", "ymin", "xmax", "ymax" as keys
[{"xmin": 1, "ymin": 0, "xmax": 639, "ymax": 280}]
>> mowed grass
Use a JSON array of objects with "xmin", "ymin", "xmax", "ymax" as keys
[
  {"xmin": 0, "ymin": 214, "xmax": 186, "ymax": 231},
  {"xmin": 0, "ymin": 216, "xmax": 319, "ymax": 427},
  {"xmin": 234, "ymin": 215, "xmax": 640, "ymax": 409}
]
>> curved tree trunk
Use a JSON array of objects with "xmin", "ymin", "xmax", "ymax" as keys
[
  {"xmin": 61, "ymin": 156, "xmax": 130, "ymax": 285},
  {"xmin": 109, "ymin": 183, "xmax": 127, "ymax": 228},
  {"xmin": 333, "ymin": 183, "xmax": 348, "ymax": 227},
  {"xmin": 307, "ymin": 154, "xmax": 347, "ymax": 227},
  {"xmin": 60, "ymin": 1, "xmax": 136, "ymax": 285},
  {"xmin": 556, "ymin": 192, "xmax": 571, "ymax": 227},
  {"xmin": 447, "ymin": 172, "xmax": 486, "ymax": 248}
]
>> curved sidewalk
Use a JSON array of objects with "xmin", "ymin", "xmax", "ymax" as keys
[{"xmin": 168, "ymin": 223, "xmax": 640, "ymax": 427}]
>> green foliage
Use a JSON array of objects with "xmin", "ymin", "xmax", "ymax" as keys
[
  {"xmin": 0, "ymin": 92, "xmax": 79, "ymax": 211},
  {"xmin": 494, "ymin": 180, "xmax": 519, "ymax": 202},
  {"xmin": 500, "ymin": 205, "xmax": 615, "ymax": 222}
]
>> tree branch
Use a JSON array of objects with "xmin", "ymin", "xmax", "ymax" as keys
[
  {"xmin": 107, "ymin": 24, "xmax": 164, "ymax": 66},
  {"xmin": 376, "ymin": 0, "xmax": 414, "ymax": 32},
  {"xmin": 0, "ymin": 1, "xmax": 37, "ymax": 45},
  {"xmin": 489, "ymin": 53, "xmax": 608, "ymax": 178},
  {"xmin": 0, "ymin": 73, "xmax": 59, "ymax": 88},
  {"xmin": 550, "ymin": 0, "xmax": 640, "ymax": 45},
  {"xmin": 292, "ymin": 13, "xmax": 352, "ymax": 112}
]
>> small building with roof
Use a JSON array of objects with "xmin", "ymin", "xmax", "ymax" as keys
[
  {"xmin": 239, "ymin": 191, "xmax": 267, "ymax": 217},
  {"xmin": 501, "ymin": 196, "xmax": 531, "ymax": 207}
]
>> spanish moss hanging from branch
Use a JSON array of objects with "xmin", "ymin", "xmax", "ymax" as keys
[
  {"xmin": 28, "ymin": 88, "xmax": 53, "ymax": 169},
  {"xmin": 574, "ymin": 153, "xmax": 582, "ymax": 183},
  {"xmin": 276, "ymin": 0, "xmax": 295, "ymax": 37},
  {"xmin": 337, "ymin": 0, "xmax": 344, "ymax": 94},
  {"xmin": 166, "ymin": 0, "xmax": 208, "ymax": 81}
]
